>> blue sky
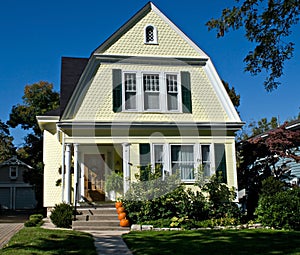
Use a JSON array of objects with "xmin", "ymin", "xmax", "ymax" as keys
[{"xmin": 1, "ymin": 0, "xmax": 299, "ymax": 146}]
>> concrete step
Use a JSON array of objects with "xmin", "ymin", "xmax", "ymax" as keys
[
  {"xmin": 73, "ymin": 220, "xmax": 120, "ymax": 227},
  {"xmin": 75, "ymin": 214, "xmax": 119, "ymax": 221},
  {"xmin": 76, "ymin": 208, "xmax": 117, "ymax": 216},
  {"xmin": 72, "ymin": 204, "xmax": 128, "ymax": 231},
  {"xmin": 72, "ymin": 225, "xmax": 130, "ymax": 231}
]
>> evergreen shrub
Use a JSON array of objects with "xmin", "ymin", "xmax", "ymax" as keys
[{"xmin": 50, "ymin": 203, "xmax": 74, "ymax": 228}]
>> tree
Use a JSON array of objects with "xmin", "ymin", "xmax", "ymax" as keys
[
  {"xmin": 207, "ymin": 0, "xmax": 300, "ymax": 91},
  {"xmin": 0, "ymin": 120, "xmax": 15, "ymax": 162},
  {"xmin": 251, "ymin": 122, "xmax": 300, "ymax": 163},
  {"xmin": 251, "ymin": 116, "xmax": 278, "ymax": 136},
  {"xmin": 237, "ymin": 121, "xmax": 300, "ymax": 218},
  {"xmin": 237, "ymin": 116, "xmax": 278, "ymax": 141},
  {"xmin": 7, "ymin": 81, "xmax": 59, "ymax": 208},
  {"xmin": 222, "ymin": 80, "xmax": 240, "ymax": 110}
]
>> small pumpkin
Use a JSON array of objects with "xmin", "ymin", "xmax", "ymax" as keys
[
  {"xmin": 120, "ymin": 218, "xmax": 130, "ymax": 227},
  {"xmin": 118, "ymin": 212, "xmax": 126, "ymax": 220},
  {"xmin": 115, "ymin": 201, "xmax": 122, "ymax": 209},
  {"xmin": 117, "ymin": 206, "xmax": 125, "ymax": 214}
]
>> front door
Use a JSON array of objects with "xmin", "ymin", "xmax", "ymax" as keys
[{"xmin": 84, "ymin": 154, "xmax": 105, "ymax": 202}]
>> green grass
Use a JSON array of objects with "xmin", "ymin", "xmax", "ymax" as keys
[
  {"xmin": 123, "ymin": 229, "xmax": 300, "ymax": 255},
  {"xmin": 0, "ymin": 227, "xmax": 97, "ymax": 255}
]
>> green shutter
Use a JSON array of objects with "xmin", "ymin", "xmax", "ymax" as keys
[
  {"xmin": 112, "ymin": 69, "xmax": 122, "ymax": 112},
  {"xmin": 214, "ymin": 144, "xmax": 227, "ymax": 183},
  {"xmin": 181, "ymin": 71, "xmax": 192, "ymax": 113},
  {"xmin": 139, "ymin": 144, "xmax": 151, "ymax": 181}
]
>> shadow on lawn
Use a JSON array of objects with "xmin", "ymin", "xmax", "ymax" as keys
[
  {"xmin": 123, "ymin": 230, "xmax": 300, "ymax": 255},
  {"xmin": 1, "ymin": 228, "xmax": 97, "ymax": 255}
]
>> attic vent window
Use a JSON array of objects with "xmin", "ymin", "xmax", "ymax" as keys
[
  {"xmin": 144, "ymin": 25, "xmax": 158, "ymax": 44},
  {"xmin": 10, "ymin": 166, "xmax": 18, "ymax": 180}
]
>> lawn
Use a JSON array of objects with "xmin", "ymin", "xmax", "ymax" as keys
[
  {"xmin": 123, "ymin": 229, "xmax": 300, "ymax": 255},
  {"xmin": 0, "ymin": 227, "xmax": 97, "ymax": 255}
]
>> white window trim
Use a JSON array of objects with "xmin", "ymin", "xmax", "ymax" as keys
[
  {"xmin": 122, "ymin": 71, "xmax": 138, "ymax": 111},
  {"xmin": 170, "ymin": 143, "xmax": 196, "ymax": 183},
  {"xmin": 199, "ymin": 144, "xmax": 214, "ymax": 179},
  {"xmin": 148, "ymin": 143, "xmax": 217, "ymax": 183},
  {"xmin": 9, "ymin": 166, "xmax": 18, "ymax": 180},
  {"xmin": 151, "ymin": 144, "xmax": 168, "ymax": 180},
  {"xmin": 122, "ymin": 71, "xmax": 182, "ymax": 113},
  {"xmin": 144, "ymin": 24, "xmax": 158, "ymax": 44}
]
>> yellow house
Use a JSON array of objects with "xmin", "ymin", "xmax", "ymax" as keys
[{"xmin": 37, "ymin": 2, "xmax": 243, "ymax": 210}]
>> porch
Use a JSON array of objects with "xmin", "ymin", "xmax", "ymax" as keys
[{"xmin": 61, "ymin": 143, "xmax": 130, "ymax": 205}]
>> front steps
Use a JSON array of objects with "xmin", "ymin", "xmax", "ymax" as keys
[{"xmin": 72, "ymin": 204, "xmax": 130, "ymax": 231}]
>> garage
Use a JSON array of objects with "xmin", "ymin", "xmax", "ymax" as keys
[
  {"xmin": 15, "ymin": 187, "xmax": 36, "ymax": 209},
  {"xmin": 0, "ymin": 187, "xmax": 11, "ymax": 209}
]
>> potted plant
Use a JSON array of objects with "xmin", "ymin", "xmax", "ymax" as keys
[{"xmin": 105, "ymin": 172, "xmax": 123, "ymax": 201}]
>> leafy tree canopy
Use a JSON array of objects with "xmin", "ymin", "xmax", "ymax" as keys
[
  {"xmin": 207, "ymin": 0, "xmax": 300, "ymax": 91},
  {"xmin": 222, "ymin": 80, "xmax": 241, "ymax": 110},
  {"xmin": 0, "ymin": 120, "xmax": 15, "ymax": 162},
  {"xmin": 7, "ymin": 81, "xmax": 59, "ymax": 209},
  {"xmin": 7, "ymin": 81, "xmax": 59, "ymax": 137}
]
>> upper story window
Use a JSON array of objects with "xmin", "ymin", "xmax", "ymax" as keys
[
  {"xmin": 122, "ymin": 71, "xmax": 181, "ymax": 112},
  {"xmin": 112, "ymin": 69, "xmax": 192, "ymax": 113},
  {"xmin": 144, "ymin": 25, "xmax": 158, "ymax": 44},
  {"xmin": 9, "ymin": 166, "xmax": 18, "ymax": 180}
]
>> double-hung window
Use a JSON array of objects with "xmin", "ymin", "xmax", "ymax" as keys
[
  {"xmin": 113, "ymin": 69, "xmax": 192, "ymax": 113},
  {"xmin": 143, "ymin": 74, "xmax": 160, "ymax": 111},
  {"xmin": 171, "ymin": 145, "xmax": 195, "ymax": 181},
  {"xmin": 122, "ymin": 71, "xmax": 182, "ymax": 112},
  {"xmin": 166, "ymin": 74, "xmax": 178, "ymax": 111},
  {"xmin": 153, "ymin": 144, "xmax": 164, "ymax": 170},
  {"xmin": 124, "ymin": 73, "xmax": 137, "ymax": 110},
  {"xmin": 201, "ymin": 145, "xmax": 211, "ymax": 178}
]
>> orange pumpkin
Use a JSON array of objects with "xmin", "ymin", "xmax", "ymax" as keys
[
  {"xmin": 115, "ymin": 201, "xmax": 122, "ymax": 209},
  {"xmin": 117, "ymin": 206, "xmax": 125, "ymax": 214},
  {"xmin": 120, "ymin": 218, "xmax": 130, "ymax": 227},
  {"xmin": 118, "ymin": 212, "xmax": 126, "ymax": 220}
]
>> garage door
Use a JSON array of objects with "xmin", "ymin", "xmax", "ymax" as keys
[
  {"xmin": 0, "ymin": 188, "xmax": 11, "ymax": 209},
  {"xmin": 15, "ymin": 187, "xmax": 36, "ymax": 209}
]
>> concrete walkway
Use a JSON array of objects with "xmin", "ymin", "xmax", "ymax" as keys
[
  {"xmin": 89, "ymin": 230, "xmax": 132, "ymax": 255},
  {"xmin": 43, "ymin": 218, "xmax": 133, "ymax": 255},
  {"xmin": 0, "ymin": 223, "xmax": 24, "ymax": 248}
]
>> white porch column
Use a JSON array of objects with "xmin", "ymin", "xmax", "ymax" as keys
[
  {"xmin": 73, "ymin": 144, "xmax": 79, "ymax": 206},
  {"xmin": 80, "ymin": 161, "xmax": 85, "ymax": 202},
  {"xmin": 65, "ymin": 144, "xmax": 72, "ymax": 204},
  {"xmin": 122, "ymin": 143, "xmax": 131, "ymax": 194},
  {"xmin": 61, "ymin": 142, "xmax": 65, "ymax": 202}
]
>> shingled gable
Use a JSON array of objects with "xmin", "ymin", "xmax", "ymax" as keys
[{"xmin": 93, "ymin": 1, "xmax": 208, "ymax": 58}]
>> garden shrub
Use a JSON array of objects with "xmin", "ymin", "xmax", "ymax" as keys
[
  {"xmin": 24, "ymin": 214, "xmax": 44, "ymax": 227},
  {"xmin": 255, "ymin": 187, "xmax": 300, "ymax": 230},
  {"xmin": 260, "ymin": 176, "xmax": 285, "ymax": 196},
  {"xmin": 122, "ymin": 169, "xmax": 241, "ymax": 227},
  {"xmin": 50, "ymin": 202, "xmax": 74, "ymax": 228},
  {"xmin": 201, "ymin": 174, "xmax": 241, "ymax": 220}
]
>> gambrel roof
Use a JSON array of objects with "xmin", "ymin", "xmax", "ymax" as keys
[{"xmin": 38, "ymin": 2, "xmax": 243, "ymax": 130}]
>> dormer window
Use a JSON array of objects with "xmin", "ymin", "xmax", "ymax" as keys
[
  {"xmin": 144, "ymin": 25, "xmax": 158, "ymax": 44},
  {"xmin": 9, "ymin": 166, "xmax": 18, "ymax": 180}
]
